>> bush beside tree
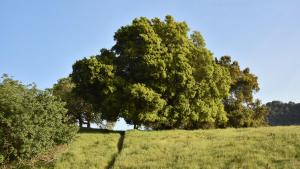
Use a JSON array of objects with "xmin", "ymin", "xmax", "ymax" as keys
[{"xmin": 0, "ymin": 75, "xmax": 78, "ymax": 164}]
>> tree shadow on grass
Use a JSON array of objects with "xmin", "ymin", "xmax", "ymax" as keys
[
  {"xmin": 78, "ymin": 127, "xmax": 124, "ymax": 134},
  {"xmin": 105, "ymin": 131, "xmax": 125, "ymax": 169},
  {"xmin": 78, "ymin": 127, "xmax": 126, "ymax": 169}
]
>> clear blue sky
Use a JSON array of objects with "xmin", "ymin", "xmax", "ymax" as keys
[{"xmin": 1, "ymin": 1, "xmax": 300, "ymax": 129}]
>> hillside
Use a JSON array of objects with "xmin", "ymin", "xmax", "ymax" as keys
[
  {"xmin": 4, "ymin": 126, "xmax": 300, "ymax": 169},
  {"xmin": 114, "ymin": 126, "xmax": 300, "ymax": 169}
]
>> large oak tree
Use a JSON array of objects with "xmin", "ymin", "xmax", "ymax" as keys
[{"xmin": 70, "ymin": 16, "xmax": 267, "ymax": 129}]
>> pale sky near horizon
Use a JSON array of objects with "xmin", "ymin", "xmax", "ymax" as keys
[{"xmin": 1, "ymin": 0, "xmax": 300, "ymax": 130}]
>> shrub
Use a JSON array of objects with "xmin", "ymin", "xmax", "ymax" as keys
[{"xmin": 0, "ymin": 75, "xmax": 78, "ymax": 163}]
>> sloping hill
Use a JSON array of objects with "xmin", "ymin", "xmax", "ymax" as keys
[
  {"xmin": 2, "ymin": 129, "xmax": 122, "ymax": 169},
  {"xmin": 4, "ymin": 126, "xmax": 300, "ymax": 169},
  {"xmin": 53, "ymin": 129, "xmax": 122, "ymax": 169},
  {"xmin": 114, "ymin": 126, "xmax": 300, "ymax": 169}
]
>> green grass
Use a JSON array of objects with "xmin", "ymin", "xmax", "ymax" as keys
[
  {"xmin": 1, "ymin": 129, "xmax": 121, "ymax": 169},
  {"xmin": 3, "ymin": 126, "xmax": 300, "ymax": 169},
  {"xmin": 113, "ymin": 126, "xmax": 300, "ymax": 169},
  {"xmin": 53, "ymin": 129, "xmax": 121, "ymax": 169}
]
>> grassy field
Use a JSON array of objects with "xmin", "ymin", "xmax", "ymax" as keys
[
  {"xmin": 1, "ymin": 129, "xmax": 121, "ymax": 169},
  {"xmin": 114, "ymin": 126, "xmax": 300, "ymax": 169},
  {"xmin": 53, "ymin": 129, "xmax": 121, "ymax": 169},
  {"xmin": 2, "ymin": 126, "xmax": 300, "ymax": 169}
]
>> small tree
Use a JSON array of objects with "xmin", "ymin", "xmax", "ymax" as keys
[
  {"xmin": 52, "ymin": 77, "xmax": 98, "ymax": 128},
  {"xmin": 216, "ymin": 56, "xmax": 269, "ymax": 127}
]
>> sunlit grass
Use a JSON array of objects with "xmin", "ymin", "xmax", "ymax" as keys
[
  {"xmin": 3, "ymin": 126, "xmax": 300, "ymax": 169},
  {"xmin": 53, "ymin": 129, "xmax": 120, "ymax": 169},
  {"xmin": 113, "ymin": 126, "xmax": 300, "ymax": 169}
]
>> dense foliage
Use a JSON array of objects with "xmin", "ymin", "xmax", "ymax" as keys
[
  {"xmin": 267, "ymin": 101, "xmax": 300, "ymax": 125},
  {"xmin": 70, "ymin": 16, "xmax": 268, "ymax": 129},
  {"xmin": 0, "ymin": 75, "xmax": 78, "ymax": 164},
  {"xmin": 52, "ymin": 77, "xmax": 98, "ymax": 128},
  {"xmin": 216, "ymin": 56, "xmax": 269, "ymax": 127},
  {"xmin": 52, "ymin": 77, "xmax": 116, "ymax": 129}
]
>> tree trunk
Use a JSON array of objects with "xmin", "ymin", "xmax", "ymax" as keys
[
  {"xmin": 133, "ymin": 124, "xmax": 138, "ymax": 129},
  {"xmin": 87, "ymin": 121, "xmax": 91, "ymax": 128},
  {"xmin": 78, "ymin": 118, "xmax": 83, "ymax": 128}
]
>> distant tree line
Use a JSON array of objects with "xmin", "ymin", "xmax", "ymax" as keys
[
  {"xmin": 266, "ymin": 101, "xmax": 300, "ymax": 125},
  {"xmin": 53, "ymin": 15, "xmax": 268, "ymax": 130}
]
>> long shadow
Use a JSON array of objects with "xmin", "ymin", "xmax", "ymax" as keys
[
  {"xmin": 79, "ymin": 128, "xmax": 126, "ymax": 169},
  {"xmin": 117, "ymin": 131, "xmax": 125, "ymax": 152},
  {"xmin": 106, "ymin": 131, "xmax": 125, "ymax": 169},
  {"xmin": 78, "ymin": 127, "xmax": 123, "ymax": 134}
]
